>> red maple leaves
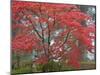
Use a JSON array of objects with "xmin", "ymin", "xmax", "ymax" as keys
[{"xmin": 12, "ymin": 33, "xmax": 41, "ymax": 53}]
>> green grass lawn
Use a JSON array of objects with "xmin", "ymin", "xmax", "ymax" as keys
[{"xmin": 11, "ymin": 61, "xmax": 96, "ymax": 75}]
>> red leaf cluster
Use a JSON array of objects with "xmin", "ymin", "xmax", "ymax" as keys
[{"xmin": 12, "ymin": 33, "xmax": 41, "ymax": 53}]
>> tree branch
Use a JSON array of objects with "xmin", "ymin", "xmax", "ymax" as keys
[
  {"xmin": 38, "ymin": 4, "xmax": 47, "ymax": 56},
  {"xmin": 27, "ymin": 17, "xmax": 43, "ymax": 39},
  {"xmin": 47, "ymin": 11, "xmax": 56, "ymax": 57},
  {"xmin": 58, "ymin": 30, "xmax": 70, "ymax": 48}
]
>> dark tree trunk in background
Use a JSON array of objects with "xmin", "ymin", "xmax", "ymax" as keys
[{"xmin": 16, "ymin": 53, "xmax": 20, "ymax": 68}]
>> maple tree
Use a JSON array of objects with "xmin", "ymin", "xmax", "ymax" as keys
[{"xmin": 12, "ymin": 1, "xmax": 95, "ymax": 70}]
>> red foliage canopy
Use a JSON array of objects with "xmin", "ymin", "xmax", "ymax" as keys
[{"xmin": 12, "ymin": 1, "xmax": 96, "ymax": 68}]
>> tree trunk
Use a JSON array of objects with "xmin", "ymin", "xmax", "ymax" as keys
[{"xmin": 16, "ymin": 53, "xmax": 20, "ymax": 68}]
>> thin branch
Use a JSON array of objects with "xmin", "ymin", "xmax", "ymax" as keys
[
  {"xmin": 38, "ymin": 4, "xmax": 47, "ymax": 56},
  {"xmin": 58, "ymin": 30, "xmax": 71, "ymax": 48},
  {"xmin": 46, "ymin": 16, "xmax": 50, "ymax": 55},
  {"xmin": 48, "ymin": 11, "xmax": 56, "ymax": 47},
  {"xmin": 27, "ymin": 17, "xmax": 43, "ymax": 39},
  {"xmin": 39, "ymin": 21, "xmax": 46, "ymax": 55},
  {"xmin": 47, "ymin": 11, "xmax": 56, "ymax": 57}
]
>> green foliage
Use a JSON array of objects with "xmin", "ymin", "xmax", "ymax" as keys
[
  {"xmin": 12, "ymin": 60, "xmax": 95, "ymax": 74},
  {"xmin": 42, "ymin": 60, "xmax": 61, "ymax": 72},
  {"xmin": 12, "ymin": 66, "xmax": 32, "ymax": 75},
  {"xmin": 32, "ymin": 60, "xmax": 61, "ymax": 72}
]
